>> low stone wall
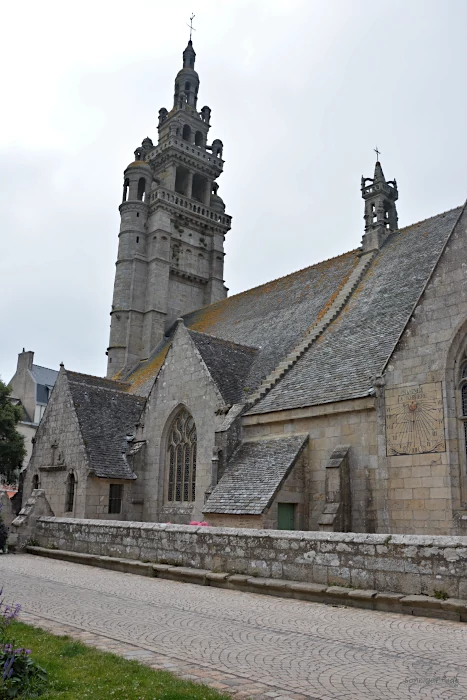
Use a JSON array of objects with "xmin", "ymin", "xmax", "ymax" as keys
[{"xmin": 33, "ymin": 517, "xmax": 467, "ymax": 599}]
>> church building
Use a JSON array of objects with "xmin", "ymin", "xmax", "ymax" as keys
[{"xmin": 24, "ymin": 40, "xmax": 467, "ymax": 536}]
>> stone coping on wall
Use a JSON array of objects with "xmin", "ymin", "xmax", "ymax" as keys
[
  {"xmin": 25, "ymin": 517, "xmax": 467, "ymax": 604},
  {"xmin": 34, "ymin": 516, "xmax": 467, "ymax": 545},
  {"xmin": 26, "ymin": 546, "xmax": 467, "ymax": 623}
]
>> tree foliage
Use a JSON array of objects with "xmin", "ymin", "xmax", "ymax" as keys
[{"xmin": 0, "ymin": 380, "xmax": 26, "ymax": 484}]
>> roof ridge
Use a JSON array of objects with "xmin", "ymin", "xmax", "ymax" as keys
[
  {"xmin": 66, "ymin": 370, "xmax": 131, "ymax": 391},
  {"xmin": 397, "ymin": 205, "xmax": 462, "ymax": 234},
  {"xmin": 186, "ymin": 248, "xmax": 361, "ymax": 314},
  {"xmin": 188, "ymin": 329, "xmax": 258, "ymax": 353},
  {"xmin": 31, "ymin": 364, "xmax": 58, "ymax": 372}
]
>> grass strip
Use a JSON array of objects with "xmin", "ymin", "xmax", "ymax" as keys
[{"xmin": 9, "ymin": 621, "xmax": 230, "ymax": 699}]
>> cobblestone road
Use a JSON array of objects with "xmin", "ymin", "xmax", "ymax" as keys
[{"xmin": 1, "ymin": 554, "xmax": 467, "ymax": 699}]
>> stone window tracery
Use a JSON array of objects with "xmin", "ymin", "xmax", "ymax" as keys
[{"xmin": 167, "ymin": 408, "xmax": 197, "ymax": 503}]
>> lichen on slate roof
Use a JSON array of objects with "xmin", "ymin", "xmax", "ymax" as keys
[
  {"xmin": 249, "ymin": 207, "xmax": 463, "ymax": 413},
  {"xmin": 66, "ymin": 371, "xmax": 145, "ymax": 480},
  {"xmin": 204, "ymin": 435, "xmax": 309, "ymax": 514},
  {"xmin": 125, "ymin": 249, "xmax": 359, "ymax": 397}
]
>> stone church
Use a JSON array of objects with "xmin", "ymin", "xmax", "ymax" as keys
[{"xmin": 24, "ymin": 39, "xmax": 467, "ymax": 536}]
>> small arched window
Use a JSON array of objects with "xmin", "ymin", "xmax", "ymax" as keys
[
  {"xmin": 195, "ymin": 131, "xmax": 203, "ymax": 147},
  {"xmin": 185, "ymin": 81, "xmax": 191, "ymax": 92},
  {"xmin": 32, "ymin": 474, "xmax": 39, "ymax": 490},
  {"xmin": 167, "ymin": 408, "xmax": 197, "ymax": 502},
  {"xmin": 137, "ymin": 178, "xmax": 146, "ymax": 202},
  {"xmin": 182, "ymin": 124, "xmax": 191, "ymax": 142},
  {"xmin": 65, "ymin": 472, "xmax": 76, "ymax": 513}
]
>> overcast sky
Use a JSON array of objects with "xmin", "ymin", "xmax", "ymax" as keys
[{"xmin": 1, "ymin": 0, "xmax": 467, "ymax": 383}]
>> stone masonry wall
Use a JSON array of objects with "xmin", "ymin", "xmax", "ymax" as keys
[
  {"xmin": 137, "ymin": 321, "xmax": 227, "ymax": 523},
  {"xmin": 242, "ymin": 398, "xmax": 377, "ymax": 532},
  {"xmin": 24, "ymin": 373, "xmax": 89, "ymax": 519},
  {"xmin": 382, "ymin": 205, "xmax": 467, "ymax": 535},
  {"xmin": 34, "ymin": 517, "xmax": 467, "ymax": 599}
]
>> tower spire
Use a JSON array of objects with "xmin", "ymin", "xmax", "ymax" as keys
[{"xmin": 361, "ymin": 155, "xmax": 399, "ymax": 252}]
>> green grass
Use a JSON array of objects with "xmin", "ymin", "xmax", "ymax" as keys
[{"xmin": 8, "ymin": 621, "xmax": 229, "ymax": 700}]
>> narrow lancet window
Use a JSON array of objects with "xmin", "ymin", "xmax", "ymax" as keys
[{"xmin": 65, "ymin": 473, "xmax": 76, "ymax": 512}]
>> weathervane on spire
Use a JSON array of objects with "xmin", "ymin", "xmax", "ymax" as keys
[
  {"xmin": 374, "ymin": 146, "xmax": 381, "ymax": 162},
  {"xmin": 187, "ymin": 13, "xmax": 196, "ymax": 41}
]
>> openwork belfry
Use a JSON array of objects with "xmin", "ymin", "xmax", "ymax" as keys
[{"xmin": 167, "ymin": 409, "xmax": 197, "ymax": 503}]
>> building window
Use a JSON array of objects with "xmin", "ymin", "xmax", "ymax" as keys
[
  {"xmin": 167, "ymin": 408, "xmax": 197, "ymax": 502},
  {"xmin": 108, "ymin": 484, "xmax": 123, "ymax": 514},
  {"xmin": 65, "ymin": 473, "xmax": 76, "ymax": 513},
  {"xmin": 32, "ymin": 474, "xmax": 39, "ymax": 490}
]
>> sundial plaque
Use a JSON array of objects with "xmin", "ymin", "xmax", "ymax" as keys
[{"xmin": 385, "ymin": 382, "xmax": 445, "ymax": 456}]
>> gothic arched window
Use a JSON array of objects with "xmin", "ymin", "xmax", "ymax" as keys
[
  {"xmin": 65, "ymin": 472, "xmax": 76, "ymax": 513},
  {"xmin": 167, "ymin": 409, "xmax": 197, "ymax": 502},
  {"xmin": 32, "ymin": 474, "xmax": 39, "ymax": 491},
  {"xmin": 459, "ymin": 364, "xmax": 467, "ymax": 468}
]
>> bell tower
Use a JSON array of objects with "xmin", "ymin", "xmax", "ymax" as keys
[
  {"xmin": 107, "ymin": 39, "xmax": 231, "ymax": 378},
  {"xmin": 361, "ymin": 158, "xmax": 398, "ymax": 252}
]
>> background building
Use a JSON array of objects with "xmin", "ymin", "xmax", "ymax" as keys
[{"xmin": 9, "ymin": 350, "xmax": 58, "ymax": 467}]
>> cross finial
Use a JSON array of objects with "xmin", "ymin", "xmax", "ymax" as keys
[
  {"xmin": 187, "ymin": 13, "xmax": 196, "ymax": 41},
  {"xmin": 374, "ymin": 146, "xmax": 381, "ymax": 162}
]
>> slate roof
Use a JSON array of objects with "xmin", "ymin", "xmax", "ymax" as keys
[
  {"xmin": 188, "ymin": 330, "xmax": 258, "ymax": 405},
  {"xmin": 125, "ymin": 249, "xmax": 359, "ymax": 396},
  {"xmin": 204, "ymin": 435, "xmax": 309, "ymax": 514},
  {"xmin": 31, "ymin": 364, "xmax": 58, "ymax": 388},
  {"xmin": 66, "ymin": 371, "xmax": 145, "ymax": 480},
  {"xmin": 249, "ymin": 207, "xmax": 463, "ymax": 413}
]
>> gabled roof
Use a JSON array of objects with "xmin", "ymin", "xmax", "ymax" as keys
[
  {"xmin": 66, "ymin": 371, "xmax": 145, "ymax": 480},
  {"xmin": 249, "ymin": 206, "xmax": 463, "ymax": 413},
  {"xmin": 204, "ymin": 435, "xmax": 308, "ymax": 514},
  {"xmin": 188, "ymin": 330, "xmax": 257, "ymax": 405},
  {"xmin": 125, "ymin": 249, "xmax": 360, "ymax": 396},
  {"xmin": 31, "ymin": 364, "xmax": 58, "ymax": 388}
]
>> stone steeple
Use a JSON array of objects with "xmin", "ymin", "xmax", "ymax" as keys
[
  {"xmin": 106, "ymin": 40, "xmax": 231, "ymax": 378},
  {"xmin": 361, "ymin": 160, "xmax": 398, "ymax": 252}
]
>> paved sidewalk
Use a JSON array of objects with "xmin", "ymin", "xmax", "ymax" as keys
[{"xmin": 1, "ymin": 554, "xmax": 467, "ymax": 699}]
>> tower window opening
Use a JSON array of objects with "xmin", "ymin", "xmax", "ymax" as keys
[
  {"xmin": 123, "ymin": 178, "xmax": 129, "ymax": 203},
  {"xmin": 32, "ymin": 474, "xmax": 39, "ymax": 490},
  {"xmin": 182, "ymin": 124, "xmax": 191, "ymax": 142},
  {"xmin": 195, "ymin": 131, "xmax": 203, "ymax": 147},
  {"xmin": 192, "ymin": 173, "xmax": 207, "ymax": 203},
  {"xmin": 175, "ymin": 166, "xmax": 189, "ymax": 195},
  {"xmin": 185, "ymin": 81, "xmax": 191, "ymax": 92},
  {"xmin": 137, "ymin": 178, "xmax": 146, "ymax": 201},
  {"xmin": 136, "ymin": 236, "xmax": 139, "ymax": 243}
]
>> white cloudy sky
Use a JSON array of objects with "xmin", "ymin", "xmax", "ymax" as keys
[{"xmin": 1, "ymin": 0, "xmax": 467, "ymax": 382}]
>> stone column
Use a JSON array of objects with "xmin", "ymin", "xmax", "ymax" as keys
[
  {"xmin": 186, "ymin": 171, "xmax": 194, "ymax": 199},
  {"xmin": 204, "ymin": 179, "xmax": 212, "ymax": 205}
]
